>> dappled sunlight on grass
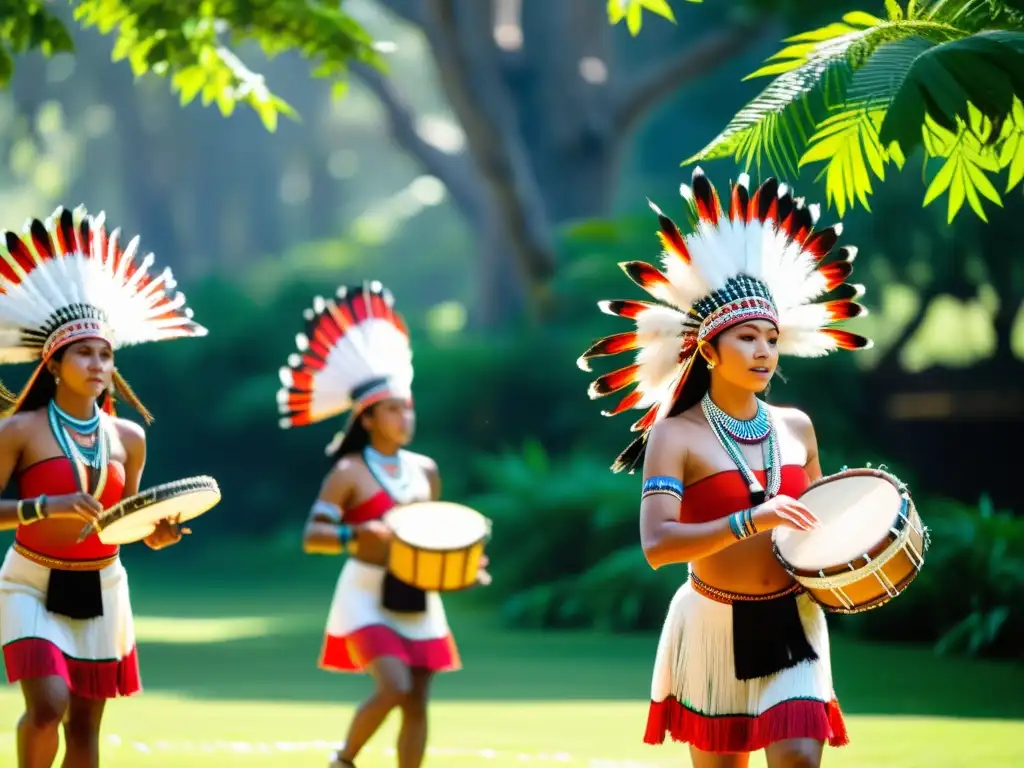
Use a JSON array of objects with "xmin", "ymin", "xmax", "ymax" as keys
[
  {"xmin": 0, "ymin": 567, "xmax": 1021, "ymax": 765},
  {"xmin": 0, "ymin": 696, "xmax": 1022, "ymax": 766},
  {"xmin": 133, "ymin": 615, "xmax": 289, "ymax": 644}
]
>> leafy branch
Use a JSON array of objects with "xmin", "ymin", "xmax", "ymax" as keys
[
  {"xmin": 0, "ymin": 1, "xmax": 384, "ymax": 132},
  {"xmin": 607, "ymin": 0, "xmax": 698, "ymax": 36},
  {"xmin": 683, "ymin": 1, "xmax": 1024, "ymax": 222}
]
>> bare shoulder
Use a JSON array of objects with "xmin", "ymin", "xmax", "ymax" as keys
[
  {"xmin": 0, "ymin": 411, "xmax": 40, "ymax": 441},
  {"xmin": 770, "ymin": 405, "xmax": 816, "ymax": 443},
  {"xmin": 329, "ymin": 455, "xmax": 365, "ymax": 483},
  {"xmin": 111, "ymin": 417, "xmax": 146, "ymax": 448},
  {"xmin": 403, "ymin": 450, "xmax": 439, "ymax": 479},
  {"xmin": 646, "ymin": 411, "xmax": 699, "ymax": 461}
]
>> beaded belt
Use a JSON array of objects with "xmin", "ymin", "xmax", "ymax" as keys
[
  {"xmin": 689, "ymin": 572, "xmax": 802, "ymax": 605},
  {"xmin": 13, "ymin": 543, "xmax": 118, "ymax": 572}
]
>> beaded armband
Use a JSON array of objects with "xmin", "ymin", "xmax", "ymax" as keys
[
  {"xmin": 642, "ymin": 476, "xmax": 684, "ymax": 503},
  {"xmin": 311, "ymin": 500, "xmax": 343, "ymax": 523},
  {"xmin": 728, "ymin": 508, "xmax": 757, "ymax": 540},
  {"xmin": 16, "ymin": 496, "xmax": 47, "ymax": 526}
]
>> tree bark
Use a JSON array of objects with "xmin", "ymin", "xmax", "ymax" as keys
[{"xmin": 370, "ymin": 0, "xmax": 774, "ymax": 323}]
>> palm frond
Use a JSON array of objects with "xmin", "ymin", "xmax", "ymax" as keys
[
  {"xmin": 685, "ymin": 13, "xmax": 957, "ymax": 178},
  {"xmin": 921, "ymin": 106, "xmax": 1003, "ymax": 221},
  {"xmin": 998, "ymin": 97, "xmax": 1024, "ymax": 191},
  {"xmin": 688, "ymin": 0, "xmax": 1024, "ymax": 224}
]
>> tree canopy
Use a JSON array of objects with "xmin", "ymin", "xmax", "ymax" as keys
[{"xmin": 0, "ymin": 1, "xmax": 383, "ymax": 131}]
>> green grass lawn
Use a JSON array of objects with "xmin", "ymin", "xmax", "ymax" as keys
[{"xmin": 0, "ymin": 546, "xmax": 1022, "ymax": 766}]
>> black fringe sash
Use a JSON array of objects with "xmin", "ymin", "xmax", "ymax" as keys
[
  {"xmin": 732, "ymin": 591, "xmax": 817, "ymax": 681},
  {"xmin": 381, "ymin": 572, "xmax": 427, "ymax": 613},
  {"xmin": 46, "ymin": 569, "xmax": 104, "ymax": 620}
]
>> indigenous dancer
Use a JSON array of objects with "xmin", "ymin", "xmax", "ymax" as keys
[
  {"xmin": 0, "ymin": 206, "xmax": 207, "ymax": 768},
  {"xmin": 580, "ymin": 169, "xmax": 872, "ymax": 768},
  {"xmin": 277, "ymin": 281, "xmax": 485, "ymax": 768}
]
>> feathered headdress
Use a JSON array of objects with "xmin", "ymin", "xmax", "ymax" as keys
[
  {"xmin": 277, "ymin": 280, "xmax": 413, "ymax": 456},
  {"xmin": 579, "ymin": 167, "xmax": 873, "ymax": 473},
  {"xmin": 0, "ymin": 205, "xmax": 207, "ymax": 419}
]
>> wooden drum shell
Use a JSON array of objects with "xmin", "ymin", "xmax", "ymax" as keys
[
  {"xmin": 388, "ymin": 537, "xmax": 486, "ymax": 593},
  {"xmin": 774, "ymin": 468, "xmax": 929, "ymax": 615}
]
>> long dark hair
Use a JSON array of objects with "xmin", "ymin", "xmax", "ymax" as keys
[
  {"xmin": 617, "ymin": 340, "xmax": 717, "ymax": 473},
  {"xmin": 330, "ymin": 404, "xmax": 377, "ymax": 462}
]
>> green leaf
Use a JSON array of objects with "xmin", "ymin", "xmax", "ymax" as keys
[
  {"xmin": 800, "ymin": 107, "xmax": 898, "ymax": 215},
  {"xmin": 922, "ymin": 111, "xmax": 1004, "ymax": 223},
  {"xmin": 607, "ymin": 0, "xmax": 691, "ymax": 36},
  {"xmin": 640, "ymin": 0, "xmax": 678, "ymax": 24},
  {"xmin": 885, "ymin": 0, "xmax": 904, "ymax": 22}
]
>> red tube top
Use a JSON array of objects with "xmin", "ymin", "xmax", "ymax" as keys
[
  {"xmin": 679, "ymin": 465, "xmax": 810, "ymax": 524},
  {"xmin": 342, "ymin": 489, "xmax": 395, "ymax": 524},
  {"xmin": 14, "ymin": 457, "xmax": 126, "ymax": 561}
]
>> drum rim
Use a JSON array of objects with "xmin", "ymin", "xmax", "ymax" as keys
[
  {"xmin": 384, "ymin": 503, "xmax": 492, "ymax": 553},
  {"xmin": 800, "ymin": 522, "xmax": 928, "ymax": 615},
  {"xmin": 774, "ymin": 468, "xmax": 918, "ymax": 578},
  {"xmin": 108, "ymin": 475, "xmax": 220, "ymax": 510}
]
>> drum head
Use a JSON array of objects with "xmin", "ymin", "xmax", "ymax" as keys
[
  {"xmin": 774, "ymin": 473, "xmax": 903, "ymax": 571},
  {"xmin": 97, "ymin": 482, "xmax": 221, "ymax": 545},
  {"xmin": 385, "ymin": 501, "xmax": 490, "ymax": 551}
]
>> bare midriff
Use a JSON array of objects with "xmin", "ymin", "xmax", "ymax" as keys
[{"xmin": 681, "ymin": 465, "xmax": 810, "ymax": 596}]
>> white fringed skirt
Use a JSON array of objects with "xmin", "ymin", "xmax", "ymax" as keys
[
  {"xmin": 0, "ymin": 547, "xmax": 141, "ymax": 699},
  {"xmin": 319, "ymin": 559, "xmax": 460, "ymax": 674},
  {"xmin": 645, "ymin": 578, "xmax": 849, "ymax": 753}
]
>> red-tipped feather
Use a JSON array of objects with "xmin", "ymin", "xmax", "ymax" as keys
[
  {"xmin": 822, "ymin": 299, "xmax": 867, "ymax": 321},
  {"xmin": 649, "ymin": 204, "xmax": 690, "ymax": 263},
  {"xmin": 577, "ymin": 332, "xmax": 639, "ymax": 370},
  {"xmin": 822, "ymin": 328, "xmax": 872, "ymax": 350},
  {"xmin": 588, "ymin": 363, "xmax": 640, "ymax": 398},
  {"xmin": 805, "ymin": 226, "xmax": 840, "ymax": 261},
  {"xmin": 620, "ymin": 261, "xmax": 670, "ymax": 295},
  {"xmin": 632, "ymin": 405, "xmax": 659, "ymax": 433},
  {"xmin": 598, "ymin": 299, "xmax": 653, "ymax": 320},
  {"xmin": 3, "ymin": 232, "xmax": 33, "ymax": 277},
  {"xmin": 786, "ymin": 204, "xmax": 815, "ymax": 243},
  {"xmin": 817, "ymin": 261, "xmax": 853, "ymax": 291},
  {"xmin": 750, "ymin": 178, "xmax": 779, "ymax": 222},
  {"xmin": 690, "ymin": 169, "xmax": 721, "ymax": 225},
  {"xmin": 602, "ymin": 389, "xmax": 643, "ymax": 417},
  {"xmin": 729, "ymin": 180, "xmax": 750, "ymax": 223}
]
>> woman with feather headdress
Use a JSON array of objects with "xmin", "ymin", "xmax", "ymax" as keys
[
  {"xmin": 277, "ymin": 280, "xmax": 489, "ymax": 768},
  {"xmin": 0, "ymin": 206, "xmax": 207, "ymax": 767},
  {"xmin": 579, "ymin": 169, "xmax": 870, "ymax": 767}
]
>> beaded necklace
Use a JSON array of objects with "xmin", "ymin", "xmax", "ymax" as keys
[
  {"xmin": 47, "ymin": 400, "xmax": 110, "ymax": 497},
  {"xmin": 701, "ymin": 394, "xmax": 771, "ymax": 443},
  {"xmin": 701, "ymin": 393, "xmax": 780, "ymax": 505},
  {"xmin": 364, "ymin": 446, "xmax": 416, "ymax": 504}
]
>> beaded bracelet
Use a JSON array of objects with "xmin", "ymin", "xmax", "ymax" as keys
[
  {"xmin": 337, "ymin": 523, "xmax": 354, "ymax": 546},
  {"xmin": 641, "ymin": 476, "xmax": 684, "ymax": 503},
  {"xmin": 727, "ymin": 507, "xmax": 757, "ymax": 540},
  {"xmin": 16, "ymin": 495, "xmax": 47, "ymax": 526}
]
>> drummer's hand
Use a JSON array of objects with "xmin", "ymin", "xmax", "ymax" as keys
[
  {"xmin": 753, "ymin": 495, "xmax": 820, "ymax": 532},
  {"xmin": 353, "ymin": 519, "xmax": 392, "ymax": 562},
  {"xmin": 475, "ymin": 554, "xmax": 492, "ymax": 587},
  {"xmin": 144, "ymin": 518, "xmax": 190, "ymax": 551},
  {"xmin": 45, "ymin": 492, "xmax": 103, "ymax": 523}
]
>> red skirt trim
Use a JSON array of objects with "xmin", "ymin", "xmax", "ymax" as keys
[
  {"xmin": 2, "ymin": 637, "xmax": 142, "ymax": 700},
  {"xmin": 319, "ymin": 624, "xmax": 461, "ymax": 673},
  {"xmin": 645, "ymin": 696, "xmax": 849, "ymax": 753}
]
